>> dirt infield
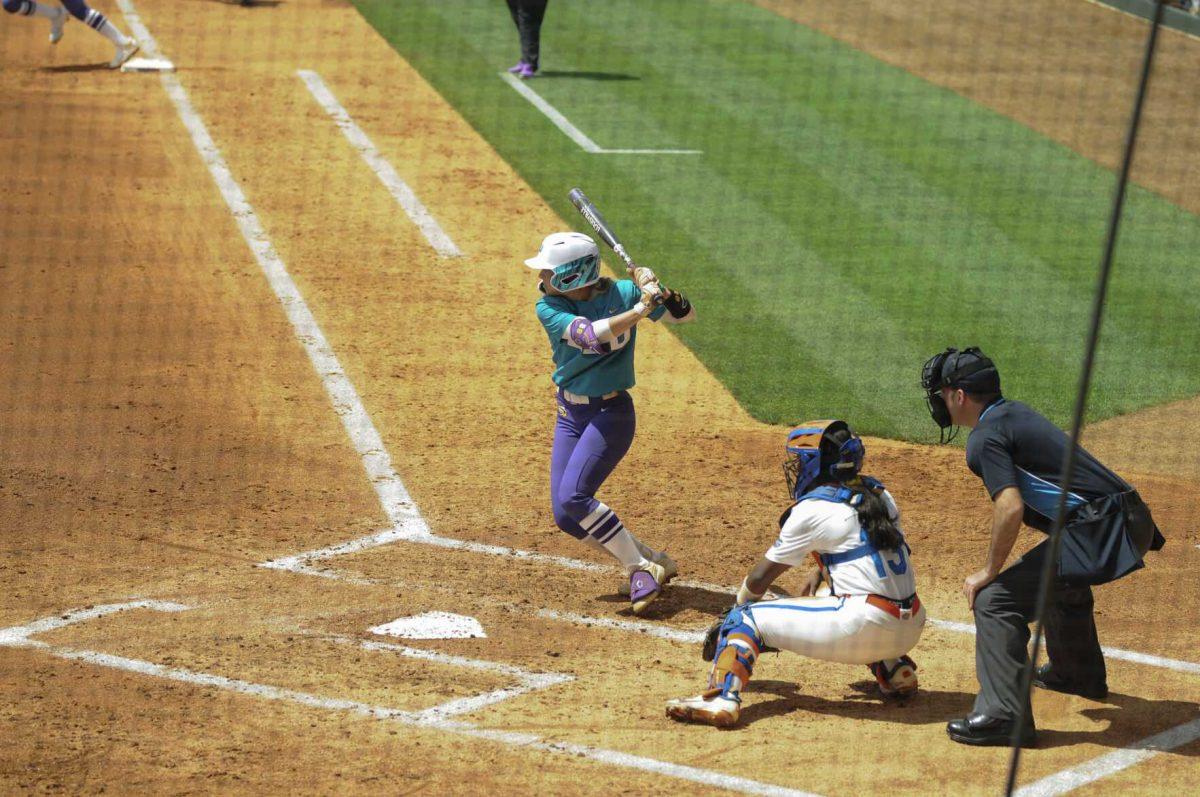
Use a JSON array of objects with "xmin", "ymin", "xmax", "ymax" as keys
[{"xmin": 1, "ymin": 1, "xmax": 1198, "ymax": 794}]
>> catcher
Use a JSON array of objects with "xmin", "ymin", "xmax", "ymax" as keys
[{"xmin": 666, "ymin": 420, "xmax": 926, "ymax": 728}]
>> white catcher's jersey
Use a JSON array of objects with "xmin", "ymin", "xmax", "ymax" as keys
[{"xmin": 765, "ymin": 489, "xmax": 917, "ymax": 600}]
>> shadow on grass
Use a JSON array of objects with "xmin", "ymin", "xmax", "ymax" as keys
[{"xmin": 536, "ymin": 70, "xmax": 639, "ymax": 82}]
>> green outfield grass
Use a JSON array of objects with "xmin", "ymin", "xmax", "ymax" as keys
[{"xmin": 354, "ymin": 0, "xmax": 1200, "ymax": 441}]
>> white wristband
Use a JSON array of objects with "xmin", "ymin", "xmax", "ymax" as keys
[{"xmin": 735, "ymin": 578, "xmax": 764, "ymax": 606}]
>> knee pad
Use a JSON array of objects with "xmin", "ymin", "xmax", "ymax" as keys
[
  {"xmin": 60, "ymin": 0, "xmax": 92, "ymax": 22},
  {"xmin": 706, "ymin": 605, "xmax": 764, "ymax": 701}
]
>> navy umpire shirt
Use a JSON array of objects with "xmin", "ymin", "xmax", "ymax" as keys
[{"xmin": 965, "ymin": 399, "xmax": 1130, "ymax": 533}]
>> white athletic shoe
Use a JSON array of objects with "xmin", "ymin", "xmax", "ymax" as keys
[
  {"xmin": 618, "ymin": 551, "xmax": 677, "ymax": 597},
  {"xmin": 665, "ymin": 690, "xmax": 740, "ymax": 728},
  {"xmin": 49, "ymin": 7, "xmax": 67, "ymax": 45},
  {"xmin": 110, "ymin": 39, "xmax": 140, "ymax": 69}
]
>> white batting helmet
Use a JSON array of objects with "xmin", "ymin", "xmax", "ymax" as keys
[{"xmin": 524, "ymin": 232, "xmax": 601, "ymax": 292}]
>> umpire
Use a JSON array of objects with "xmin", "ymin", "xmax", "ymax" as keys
[{"xmin": 921, "ymin": 347, "xmax": 1164, "ymax": 747}]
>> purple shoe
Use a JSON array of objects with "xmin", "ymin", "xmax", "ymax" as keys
[
  {"xmin": 507, "ymin": 60, "xmax": 528, "ymax": 75},
  {"xmin": 517, "ymin": 62, "xmax": 538, "ymax": 79},
  {"xmin": 629, "ymin": 562, "xmax": 666, "ymax": 615}
]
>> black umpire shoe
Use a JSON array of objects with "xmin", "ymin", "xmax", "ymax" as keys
[
  {"xmin": 946, "ymin": 713, "xmax": 1037, "ymax": 748},
  {"xmin": 1033, "ymin": 664, "xmax": 1108, "ymax": 700}
]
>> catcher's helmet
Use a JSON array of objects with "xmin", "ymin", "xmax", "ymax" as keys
[
  {"xmin": 783, "ymin": 420, "xmax": 865, "ymax": 501},
  {"xmin": 524, "ymin": 232, "xmax": 601, "ymax": 293}
]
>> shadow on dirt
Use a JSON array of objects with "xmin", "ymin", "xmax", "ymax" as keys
[
  {"xmin": 737, "ymin": 678, "xmax": 975, "ymax": 728},
  {"xmin": 603, "ymin": 582, "xmax": 732, "ymax": 621},
  {"xmin": 1034, "ymin": 691, "xmax": 1200, "ymax": 753}
]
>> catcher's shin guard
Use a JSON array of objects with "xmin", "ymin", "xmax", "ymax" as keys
[{"xmin": 706, "ymin": 605, "xmax": 764, "ymax": 702}]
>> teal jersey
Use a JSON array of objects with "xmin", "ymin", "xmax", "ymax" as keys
[{"xmin": 535, "ymin": 279, "xmax": 667, "ymax": 395}]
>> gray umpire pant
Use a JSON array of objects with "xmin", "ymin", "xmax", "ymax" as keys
[
  {"xmin": 506, "ymin": 0, "xmax": 549, "ymax": 70},
  {"xmin": 971, "ymin": 500, "xmax": 1156, "ymax": 722}
]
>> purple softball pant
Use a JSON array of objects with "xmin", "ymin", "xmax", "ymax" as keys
[{"xmin": 550, "ymin": 390, "xmax": 635, "ymax": 541}]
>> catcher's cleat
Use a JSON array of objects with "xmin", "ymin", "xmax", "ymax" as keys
[
  {"xmin": 629, "ymin": 560, "xmax": 667, "ymax": 615},
  {"xmin": 110, "ymin": 39, "xmax": 139, "ymax": 69},
  {"xmin": 618, "ymin": 551, "xmax": 677, "ymax": 596},
  {"xmin": 49, "ymin": 7, "xmax": 67, "ymax": 45},
  {"xmin": 869, "ymin": 655, "xmax": 918, "ymax": 698},
  {"xmin": 666, "ymin": 689, "xmax": 740, "ymax": 728}
]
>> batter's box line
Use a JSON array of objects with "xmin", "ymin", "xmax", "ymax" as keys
[
  {"xmin": 498, "ymin": 71, "xmax": 703, "ymax": 155},
  {"xmin": 0, "ymin": 601, "xmax": 821, "ymax": 797},
  {"xmin": 258, "ymin": 527, "xmax": 1200, "ymax": 678}
]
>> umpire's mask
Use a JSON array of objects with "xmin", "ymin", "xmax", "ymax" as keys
[{"xmin": 920, "ymin": 347, "xmax": 1001, "ymax": 443}]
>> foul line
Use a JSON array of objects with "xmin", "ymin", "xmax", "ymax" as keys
[
  {"xmin": 297, "ymin": 70, "xmax": 462, "ymax": 257},
  {"xmin": 1, "ymin": 603, "xmax": 820, "ymax": 797},
  {"xmin": 498, "ymin": 72, "xmax": 702, "ymax": 155}
]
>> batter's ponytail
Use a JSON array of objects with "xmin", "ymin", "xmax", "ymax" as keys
[{"xmin": 852, "ymin": 484, "xmax": 904, "ymax": 553}]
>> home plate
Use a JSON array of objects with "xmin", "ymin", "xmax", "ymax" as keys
[
  {"xmin": 121, "ymin": 57, "xmax": 175, "ymax": 73},
  {"xmin": 369, "ymin": 612, "xmax": 487, "ymax": 640}
]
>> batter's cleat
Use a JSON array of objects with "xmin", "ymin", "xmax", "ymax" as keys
[
  {"xmin": 49, "ymin": 7, "xmax": 67, "ymax": 45},
  {"xmin": 868, "ymin": 655, "xmax": 919, "ymax": 698},
  {"xmin": 666, "ymin": 689, "xmax": 740, "ymax": 728},
  {"xmin": 629, "ymin": 560, "xmax": 668, "ymax": 615},
  {"xmin": 110, "ymin": 39, "xmax": 140, "ymax": 69},
  {"xmin": 1033, "ymin": 663, "xmax": 1107, "ymax": 700},
  {"xmin": 618, "ymin": 551, "xmax": 678, "ymax": 596},
  {"xmin": 507, "ymin": 60, "xmax": 528, "ymax": 74},
  {"xmin": 516, "ymin": 62, "xmax": 538, "ymax": 79}
]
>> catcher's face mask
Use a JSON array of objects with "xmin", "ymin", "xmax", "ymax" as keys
[
  {"xmin": 920, "ymin": 347, "xmax": 999, "ymax": 443},
  {"xmin": 783, "ymin": 420, "xmax": 865, "ymax": 501}
]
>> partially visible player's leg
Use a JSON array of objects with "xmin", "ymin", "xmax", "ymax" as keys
[
  {"xmin": 1, "ymin": 1, "xmax": 67, "ymax": 45},
  {"xmin": 553, "ymin": 393, "xmax": 671, "ymax": 612},
  {"xmin": 59, "ymin": 0, "xmax": 138, "ymax": 67},
  {"xmin": 666, "ymin": 604, "xmax": 763, "ymax": 727}
]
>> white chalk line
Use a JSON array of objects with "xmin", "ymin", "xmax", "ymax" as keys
[
  {"xmin": 117, "ymin": 0, "xmax": 429, "ymax": 541},
  {"xmin": 498, "ymin": 72, "xmax": 702, "ymax": 155},
  {"xmin": 296, "ymin": 70, "xmax": 462, "ymax": 257},
  {"xmin": 537, "ymin": 608, "xmax": 705, "ymax": 644},
  {"xmin": 1015, "ymin": 716, "xmax": 1200, "ymax": 796},
  {"xmin": 1, "ymin": 603, "xmax": 819, "ymax": 797},
  {"xmin": 105, "ymin": 3, "xmax": 1199, "ymax": 792},
  {"xmin": 262, "ymin": 527, "xmax": 1200, "ymax": 678}
]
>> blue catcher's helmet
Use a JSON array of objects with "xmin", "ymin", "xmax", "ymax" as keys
[
  {"xmin": 783, "ymin": 420, "xmax": 865, "ymax": 501},
  {"xmin": 524, "ymin": 232, "xmax": 601, "ymax": 293}
]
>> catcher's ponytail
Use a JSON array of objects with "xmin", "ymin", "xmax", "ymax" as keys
[{"xmin": 852, "ymin": 482, "xmax": 904, "ymax": 553}]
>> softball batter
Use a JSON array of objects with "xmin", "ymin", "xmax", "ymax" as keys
[
  {"xmin": 666, "ymin": 420, "xmax": 926, "ymax": 727},
  {"xmin": 527, "ymin": 231, "xmax": 695, "ymax": 614}
]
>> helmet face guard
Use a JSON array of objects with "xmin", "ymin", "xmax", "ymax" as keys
[
  {"xmin": 548, "ymin": 253, "xmax": 600, "ymax": 292},
  {"xmin": 783, "ymin": 420, "xmax": 865, "ymax": 501},
  {"xmin": 920, "ymin": 347, "xmax": 999, "ymax": 443}
]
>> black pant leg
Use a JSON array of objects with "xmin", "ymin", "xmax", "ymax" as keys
[
  {"xmin": 511, "ymin": 0, "xmax": 548, "ymax": 69},
  {"xmin": 1044, "ymin": 583, "xmax": 1106, "ymax": 690},
  {"xmin": 971, "ymin": 545, "xmax": 1044, "ymax": 721}
]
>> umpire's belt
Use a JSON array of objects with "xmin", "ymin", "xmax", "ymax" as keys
[
  {"xmin": 560, "ymin": 389, "xmax": 620, "ymax": 405},
  {"xmin": 866, "ymin": 593, "xmax": 921, "ymax": 620}
]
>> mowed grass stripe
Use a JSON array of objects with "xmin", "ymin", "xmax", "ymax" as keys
[{"xmin": 354, "ymin": 0, "xmax": 1200, "ymax": 439}]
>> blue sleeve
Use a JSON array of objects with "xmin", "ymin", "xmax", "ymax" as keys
[{"xmin": 536, "ymin": 297, "xmax": 575, "ymax": 342}]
